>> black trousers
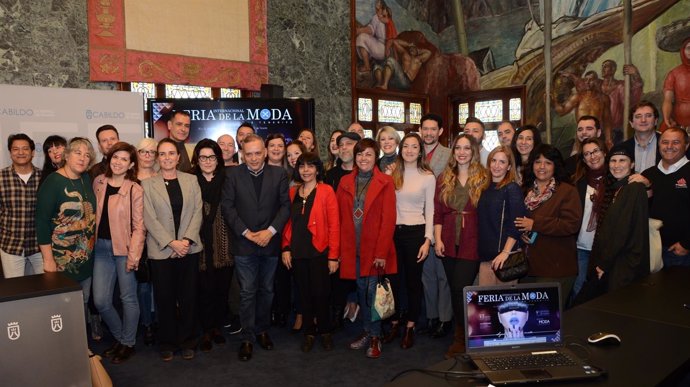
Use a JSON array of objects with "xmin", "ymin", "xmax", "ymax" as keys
[
  {"xmin": 150, "ymin": 253, "xmax": 199, "ymax": 351},
  {"xmin": 442, "ymin": 257, "xmax": 479, "ymax": 325},
  {"xmin": 292, "ymin": 256, "xmax": 331, "ymax": 335},
  {"xmin": 391, "ymin": 225, "xmax": 426, "ymax": 323},
  {"xmin": 273, "ymin": 261, "xmax": 299, "ymax": 316},
  {"xmin": 198, "ymin": 263, "xmax": 232, "ymax": 333}
]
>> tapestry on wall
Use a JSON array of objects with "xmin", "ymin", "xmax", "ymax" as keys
[{"xmin": 87, "ymin": 0, "xmax": 268, "ymax": 89}]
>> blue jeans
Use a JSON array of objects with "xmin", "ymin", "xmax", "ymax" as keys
[
  {"xmin": 355, "ymin": 256, "xmax": 381, "ymax": 337},
  {"xmin": 235, "ymin": 255, "xmax": 278, "ymax": 343},
  {"xmin": 93, "ymin": 239, "xmax": 140, "ymax": 346},
  {"xmin": 662, "ymin": 246, "xmax": 690, "ymax": 267},
  {"xmin": 571, "ymin": 249, "xmax": 591, "ymax": 299}
]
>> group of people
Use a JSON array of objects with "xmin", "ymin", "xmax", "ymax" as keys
[{"xmin": 1, "ymin": 101, "xmax": 687, "ymax": 365}]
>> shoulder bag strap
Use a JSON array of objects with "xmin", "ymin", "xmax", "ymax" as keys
[{"xmin": 498, "ymin": 199, "xmax": 505, "ymax": 253}]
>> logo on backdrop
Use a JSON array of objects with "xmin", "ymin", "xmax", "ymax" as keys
[
  {"xmin": 51, "ymin": 315, "xmax": 63, "ymax": 333},
  {"xmin": 0, "ymin": 107, "xmax": 34, "ymax": 116},
  {"xmin": 7, "ymin": 322, "xmax": 20, "ymax": 340},
  {"xmin": 85, "ymin": 110, "xmax": 125, "ymax": 120}
]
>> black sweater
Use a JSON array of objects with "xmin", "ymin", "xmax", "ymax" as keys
[{"xmin": 642, "ymin": 161, "xmax": 690, "ymax": 249}]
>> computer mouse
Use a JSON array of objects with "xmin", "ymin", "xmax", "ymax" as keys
[{"xmin": 587, "ymin": 332, "xmax": 621, "ymax": 345}]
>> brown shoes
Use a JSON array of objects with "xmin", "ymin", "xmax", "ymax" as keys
[
  {"xmin": 444, "ymin": 322, "xmax": 466, "ymax": 359},
  {"xmin": 400, "ymin": 327, "xmax": 415, "ymax": 349},
  {"xmin": 382, "ymin": 321, "xmax": 400, "ymax": 344}
]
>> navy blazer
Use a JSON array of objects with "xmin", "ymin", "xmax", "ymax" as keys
[
  {"xmin": 221, "ymin": 164, "xmax": 290, "ymax": 257},
  {"xmin": 621, "ymin": 132, "xmax": 661, "ymax": 169}
]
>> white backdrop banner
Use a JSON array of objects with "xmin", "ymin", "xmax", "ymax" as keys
[{"xmin": 0, "ymin": 84, "xmax": 145, "ymax": 168}]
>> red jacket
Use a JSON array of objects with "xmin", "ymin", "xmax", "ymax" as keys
[
  {"xmin": 337, "ymin": 167, "xmax": 397, "ymax": 279},
  {"xmin": 282, "ymin": 183, "xmax": 340, "ymax": 260}
]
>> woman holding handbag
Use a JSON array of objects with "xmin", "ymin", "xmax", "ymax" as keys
[
  {"xmin": 281, "ymin": 152, "xmax": 340, "ymax": 352},
  {"xmin": 434, "ymin": 134, "xmax": 488, "ymax": 359},
  {"xmin": 92, "ymin": 142, "xmax": 145, "ymax": 364},
  {"xmin": 514, "ymin": 144, "xmax": 582, "ymax": 306},
  {"xmin": 337, "ymin": 138, "xmax": 397, "ymax": 359},
  {"xmin": 477, "ymin": 145, "xmax": 527, "ymax": 286}
]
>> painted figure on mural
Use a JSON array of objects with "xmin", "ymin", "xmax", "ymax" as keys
[
  {"xmin": 553, "ymin": 70, "xmax": 613, "ymax": 147},
  {"xmin": 356, "ymin": 0, "xmax": 397, "ymax": 73},
  {"xmin": 374, "ymin": 39, "xmax": 431, "ymax": 90},
  {"xmin": 600, "ymin": 60, "xmax": 643, "ymax": 143},
  {"xmin": 663, "ymin": 38, "xmax": 690, "ymax": 130}
]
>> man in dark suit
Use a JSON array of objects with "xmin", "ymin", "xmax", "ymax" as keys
[{"xmin": 221, "ymin": 134, "xmax": 290, "ymax": 361}]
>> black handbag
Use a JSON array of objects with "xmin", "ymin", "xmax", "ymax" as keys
[{"xmin": 493, "ymin": 199, "xmax": 529, "ymax": 282}]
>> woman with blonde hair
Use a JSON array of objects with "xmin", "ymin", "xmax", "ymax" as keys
[
  {"xmin": 477, "ymin": 145, "xmax": 527, "ymax": 285},
  {"xmin": 37, "ymin": 137, "xmax": 97, "ymax": 327},
  {"xmin": 376, "ymin": 126, "xmax": 401, "ymax": 174},
  {"xmin": 433, "ymin": 134, "xmax": 488, "ymax": 359}
]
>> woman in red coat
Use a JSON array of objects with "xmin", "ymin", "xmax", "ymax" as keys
[
  {"xmin": 337, "ymin": 138, "xmax": 397, "ymax": 359},
  {"xmin": 281, "ymin": 152, "xmax": 340, "ymax": 353}
]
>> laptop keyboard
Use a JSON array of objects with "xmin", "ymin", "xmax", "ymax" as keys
[{"xmin": 483, "ymin": 352, "xmax": 577, "ymax": 370}]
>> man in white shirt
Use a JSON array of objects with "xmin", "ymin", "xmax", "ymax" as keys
[{"xmin": 642, "ymin": 127, "xmax": 690, "ymax": 268}]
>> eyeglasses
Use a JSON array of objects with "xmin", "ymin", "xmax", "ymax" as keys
[
  {"xmin": 583, "ymin": 148, "xmax": 602, "ymax": 158},
  {"xmin": 138, "ymin": 150, "xmax": 156, "ymax": 157},
  {"xmin": 198, "ymin": 155, "xmax": 217, "ymax": 162}
]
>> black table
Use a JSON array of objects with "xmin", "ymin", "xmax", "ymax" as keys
[{"xmin": 385, "ymin": 267, "xmax": 690, "ymax": 386}]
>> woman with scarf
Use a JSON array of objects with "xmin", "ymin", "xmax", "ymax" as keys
[
  {"xmin": 192, "ymin": 139, "xmax": 233, "ymax": 353},
  {"xmin": 569, "ymin": 137, "xmax": 607, "ymax": 304},
  {"xmin": 514, "ymin": 144, "xmax": 582, "ymax": 306},
  {"xmin": 577, "ymin": 144, "xmax": 649, "ymax": 304},
  {"xmin": 434, "ymin": 134, "xmax": 488, "ymax": 358}
]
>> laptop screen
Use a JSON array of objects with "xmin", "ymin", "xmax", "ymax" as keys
[{"xmin": 464, "ymin": 283, "xmax": 562, "ymax": 351}]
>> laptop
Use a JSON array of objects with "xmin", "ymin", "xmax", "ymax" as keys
[{"xmin": 463, "ymin": 283, "xmax": 604, "ymax": 385}]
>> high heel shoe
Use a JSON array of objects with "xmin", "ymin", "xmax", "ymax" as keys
[
  {"xmin": 291, "ymin": 314, "xmax": 303, "ymax": 333},
  {"xmin": 349, "ymin": 305, "xmax": 360, "ymax": 323},
  {"xmin": 401, "ymin": 326, "xmax": 415, "ymax": 349}
]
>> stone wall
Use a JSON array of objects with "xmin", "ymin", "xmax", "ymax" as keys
[{"xmin": 267, "ymin": 0, "xmax": 352, "ymax": 155}]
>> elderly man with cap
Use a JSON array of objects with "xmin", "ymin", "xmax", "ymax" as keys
[{"xmin": 325, "ymin": 131, "xmax": 361, "ymax": 191}]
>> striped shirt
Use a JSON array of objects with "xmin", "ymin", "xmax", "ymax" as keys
[{"xmin": 0, "ymin": 165, "xmax": 42, "ymax": 255}]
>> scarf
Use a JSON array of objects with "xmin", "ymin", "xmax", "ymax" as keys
[
  {"xmin": 585, "ymin": 166, "xmax": 607, "ymax": 232},
  {"xmin": 524, "ymin": 177, "xmax": 556, "ymax": 211}
]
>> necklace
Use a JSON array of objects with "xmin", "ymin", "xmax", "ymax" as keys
[
  {"xmin": 300, "ymin": 183, "xmax": 316, "ymax": 215},
  {"xmin": 354, "ymin": 174, "xmax": 372, "ymax": 220},
  {"xmin": 62, "ymin": 167, "xmax": 88, "ymax": 201}
]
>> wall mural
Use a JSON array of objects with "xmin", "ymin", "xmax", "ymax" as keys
[
  {"xmin": 353, "ymin": 0, "xmax": 690, "ymax": 150},
  {"xmin": 353, "ymin": 0, "xmax": 480, "ymax": 97}
]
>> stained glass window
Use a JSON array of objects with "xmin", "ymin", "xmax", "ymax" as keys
[
  {"xmin": 475, "ymin": 100, "xmax": 503, "ymax": 123},
  {"xmin": 130, "ymin": 82, "xmax": 155, "ymax": 110},
  {"xmin": 363, "ymin": 129, "xmax": 373, "ymax": 139},
  {"xmin": 165, "ymin": 84, "xmax": 212, "ymax": 99},
  {"xmin": 409, "ymin": 103, "xmax": 422, "ymax": 124},
  {"xmin": 483, "ymin": 131, "xmax": 499, "ymax": 152},
  {"xmin": 221, "ymin": 88, "xmax": 242, "ymax": 98},
  {"xmin": 378, "ymin": 100, "xmax": 405, "ymax": 123},
  {"xmin": 358, "ymin": 98, "xmax": 373, "ymax": 122},
  {"xmin": 458, "ymin": 103, "xmax": 469, "ymax": 125},
  {"xmin": 509, "ymin": 98, "xmax": 522, "ymax": 121}
]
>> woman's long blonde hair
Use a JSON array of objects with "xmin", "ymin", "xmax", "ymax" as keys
[{"xmin": 438, "ymin": 134, "xmax": 488, "ymax": 207}]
